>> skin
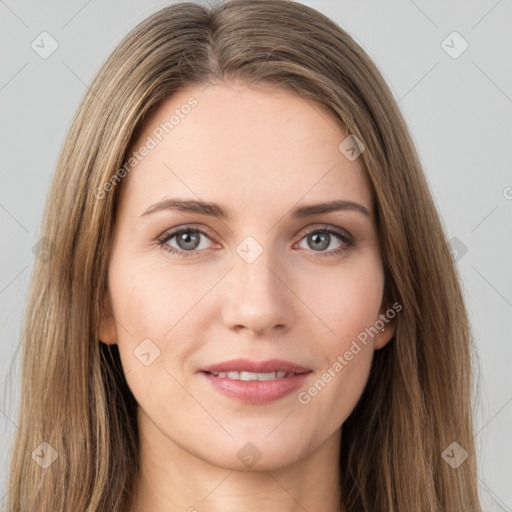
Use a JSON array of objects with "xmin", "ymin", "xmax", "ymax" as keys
[{"xmin": 100, "ymin": 80, "xmax": 395, "ymax": 512}]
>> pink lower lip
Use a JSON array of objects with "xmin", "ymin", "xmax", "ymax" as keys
[{"xmin": 201, "ymin": 371, "xmax": 311, "ymax": 404}]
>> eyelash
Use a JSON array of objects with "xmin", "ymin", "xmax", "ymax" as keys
[{"xmin": 157, "ymin": 224, "xmax": 354, "ymax": 259}]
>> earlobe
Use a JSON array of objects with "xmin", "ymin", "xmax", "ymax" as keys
[
  {"xmin": 374, "ymin": 321, "xmax": 395, "ymax": 350},
  {"xmin": 374, "ymin": 302, "xmax": 398, "ymax": 350},
  {"xmin": 99, "ymin": 292, "xmax": 118, "ymax": 345}
]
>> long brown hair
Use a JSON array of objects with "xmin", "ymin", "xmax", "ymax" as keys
[{"xmin": 7, "ymin": 1, "xmax": 482, "ymax": 510}]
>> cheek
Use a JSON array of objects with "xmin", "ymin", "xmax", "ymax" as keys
[
  {"xmin": 106, "ymin": 255, "xmax": 202, "ymax": 379},
  {"xmin": 292, "ymin": 257, "xmax": 383, "ymax": 423},
  {"xmin": 296, "ymin": 256, "xmax": 384, "ymax": 345},
  {"xmin": 295, "ymin": 313, "xmax": 377, "ymax": 441},
  {"xmin": 110, "ymin": 249, "xmax": 213, "ymax": 334}
]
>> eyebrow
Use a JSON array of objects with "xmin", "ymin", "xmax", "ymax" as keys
[{"xmin": 140, "ymin": 198, "xmax": 371, "ymax": 219}]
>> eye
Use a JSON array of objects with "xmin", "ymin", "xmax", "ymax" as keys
[
  {"xmin": 158, "ymin": 227, "xmax": 215, "ymax": 257},
  {"xmin": 157, "ymin": 225, "xmax": 354, "ymax": 258},
  {"xmin": 295, "ymin": 226, "xmax": 353, "ymax": 257}
]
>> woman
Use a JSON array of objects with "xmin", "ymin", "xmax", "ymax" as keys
[{"xmin": 7, "ymin": 1, "xmax": 482, "ymax": 510}]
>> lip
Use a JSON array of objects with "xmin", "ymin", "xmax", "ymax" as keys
[
  {"xmin": 200, "ymin": 358, "xmax": 312, "ymax": 404},
  {"xmin": 201, "ymin": 358, "xmax": 311, "ymax": 374}
]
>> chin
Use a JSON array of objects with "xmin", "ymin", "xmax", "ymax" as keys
[{"xmin": 194, "ymin": 433, "xmax": 311, "ymax": 472}]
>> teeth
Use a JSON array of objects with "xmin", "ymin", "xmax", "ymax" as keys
[
  {"xmin": 211, "ymin": 371, "xmax": 293, "ymax": 381},
  {"xmin": 259, "ymin": 372, "xmax": 277, "ymax": 381},
  {"xmin": 240, "ymin": 371, "xmax": 258, "ymax": 381}
]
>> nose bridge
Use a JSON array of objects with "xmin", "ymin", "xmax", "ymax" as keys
[
  {"xmin": 235, "ymin": 247, "xmax": 279, "ymax": 298},
  {"xmin": 221, "ymin": 236, "xmax": 294, "ymax": 335}
]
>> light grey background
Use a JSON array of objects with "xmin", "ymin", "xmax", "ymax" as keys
[{"xmin": 1, "ymin": 0, "xmax": 511, "ymax": 509}]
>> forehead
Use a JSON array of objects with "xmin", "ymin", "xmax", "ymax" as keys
[{"xmin": 118, "ymin": 81, "xmax": 373, "ymax": 216}]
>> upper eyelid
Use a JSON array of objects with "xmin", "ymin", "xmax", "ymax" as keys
[{"xmin": 157, "ymin": 224, "xmax": 216, "ymax": 243}]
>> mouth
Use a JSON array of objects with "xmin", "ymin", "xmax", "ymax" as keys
[{"xmin": 199, "ymin": 359, "xmax": 312, "ymax": 404}]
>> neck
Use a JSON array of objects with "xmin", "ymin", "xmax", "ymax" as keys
[{"xmin": 129, "ymin": 406, "xmax": 344, "ymax": 512}]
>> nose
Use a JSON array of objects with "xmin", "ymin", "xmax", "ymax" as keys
[{"xmin": 220, "ymin": 248, "xmax": 295, "ymax": 337}]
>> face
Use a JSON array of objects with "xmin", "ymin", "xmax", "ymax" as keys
[{"xmin": 100, "ymin": 80, "xmax": 395, "ymax": 471}]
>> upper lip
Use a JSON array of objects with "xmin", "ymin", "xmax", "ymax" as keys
[{"xmin": 201, "ymin": 358, "xmax": 311, "ymax": 374}]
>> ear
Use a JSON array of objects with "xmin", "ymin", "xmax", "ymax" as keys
[
  {"xmin": 373, "ymin": 299, "xmax": 399, "ymax": 350},
  {"xmin": 99, "ymin": 291, "xmax": 118, "ymax": 345}
]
